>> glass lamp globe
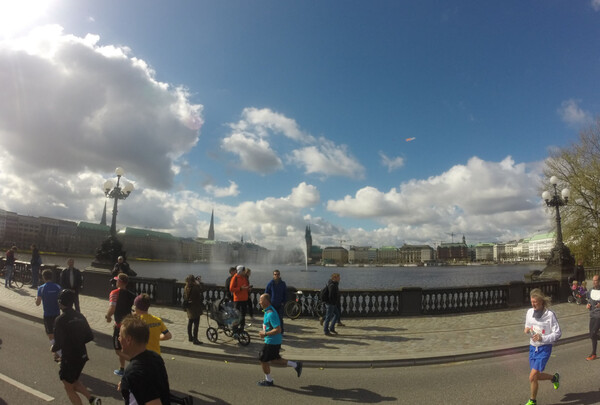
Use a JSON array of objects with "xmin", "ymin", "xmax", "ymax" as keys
[
  {"xmin": 542, "ymin": 191, "xmax": 551, "ymax": 201},
  {"xmin": 115, "ymin": 167, "xmax": 125, "ymax": 177}
]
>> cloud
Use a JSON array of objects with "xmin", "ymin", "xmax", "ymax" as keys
[
  {"xmin": 380, "ymin": 152, "xmax": 405, "ymax": 172},
  {"xmin": 223, "ymin": 108, "xmax": 364, "ymax": 179},
  {"xmin": 326, "ymin": 156, "xmax": 547, "ymax": 245},
  {"xmin": 592, "ymin": 0, "xmax": 600, "ymax": 11},
  {"xmin": 557, "ymin": 99, "xmax": 592, "ymax": 126},
  {"xmin": 289, "ymin": 139, "xmax": 366, "ymax": 179},
  {"xmin": 0, "ymin": 25, "xmax": 203, "ymax": 191},
  {"xmin": 204, "ymin": 181, "xmax": 240, "ymax": 198}
]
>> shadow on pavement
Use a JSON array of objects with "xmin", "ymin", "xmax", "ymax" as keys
[
  {"xmin": 553, "ymin": 390, "xmax": 600, "ymax": 405},
  {"xmin": 277, "ymin": 384, "xmax": 397, "ymax": 403},
  {"xmin": 187, "ymin": 389, "xmax": 230, "ymax": 404},
  {"xmin": 80, "ymin": 373, "xmax": 123, "ymax": 401}
]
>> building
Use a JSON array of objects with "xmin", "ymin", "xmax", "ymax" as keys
[
  {"xmin": 528, "ymin": 232, "xmax": 555, "ymax": 261},
  {"xmin": 398, "ymin": 244, "xmax": 435, "ymax": 264},
  {"xmin": 437, "ymin": 242, "xmax": 469, "ymax": 262},
  {"xmin": 348, "ymin": 246, "xmax": 372, "ymax": 264},
  {"xmin": 322, "ymin": 246, "xmax": 348, "ymax": 265},
  {"xmin": 377, "ymin": 246, "xmax": 399, "ymax": 264},
  {"xmin": 475, "ymin": 243, "xmax": 494, "ymax": 261}
]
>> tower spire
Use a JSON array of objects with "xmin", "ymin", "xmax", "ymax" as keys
[{"xmin": 100, "ymin": 201, "xmax": 107, "ymax": 226}]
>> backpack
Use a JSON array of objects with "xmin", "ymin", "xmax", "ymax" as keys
[{"xmin": 319, "ymin": 285, "xmax": 329, "ymax": 303}]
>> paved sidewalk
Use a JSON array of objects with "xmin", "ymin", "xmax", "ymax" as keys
[{"xmin": 1, "ymin": 284, "xmax": 590, "ymax": 368}]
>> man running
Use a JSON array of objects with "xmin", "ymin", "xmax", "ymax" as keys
[
  {"xmin": 257, "ymin": 293, "xmax": 302, "ymax": 387},
  {"xmin": 586, "ymin": 274, "xmax": 600, "ymax": 360},
  {"xmin": 106, "ymin": 273, "xmax": 136, "ymax": 377},
  {"xmin": 35, "ymin": 269, "xmax": 62, "ymax": 361}
]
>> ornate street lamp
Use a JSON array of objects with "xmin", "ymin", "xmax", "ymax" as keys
[
  {"xmin": 538, "ymin": 176, "xmax": 574, "ymax": 300},
  {"xmin": 103, "ymin": 167, "xmax": 134, "ymax": 237}
]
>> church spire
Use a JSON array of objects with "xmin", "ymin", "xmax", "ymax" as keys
[
  {"xmin": 100, "ymin": 201, "xmax": 107, "ymax": 226},
  {"xmin": 208, "ymin": 210, "xmax": 215, "ymax": 240}
]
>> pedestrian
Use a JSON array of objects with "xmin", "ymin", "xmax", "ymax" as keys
[
  {"xmin": 112, "ymin": 255, "xmax": 137, "ymax": 277},
  {"xmin": 257, "ymin": 293, "xmax": 302, "ymax": 387},
  {"xmin": 183, "ymin": 274, "xmax": 204, "ymax": 345},
  {"xmin": 4, "ymin": 245, "xmax": 17, "ymax": 288},
  {"xmin": 245, "ymin": 268, "xmax": 255, "ymax": 320},
  {"xmin": 230, "ymin": 265, "xmax": 250, "ymax": 330},
  {"xmin": 59, "ymin": 258, "xmax": 83, "ymax": 312},
  {"xmin": 52, "ymin": 289, "xmax": 101, "ymax": 405},
  {"xmin": 105, "ymin": 273, "xmax": 137, "ymax": 377},
  {"xmin": 574, "ymin": 259, "xmax": 586, "ymax": 285},
  {"xmin": 30, "ymin": 244, "xmax": 42, "ymax": 288},
  {"xmin": 523, "ymin": 288, "xmax": 561, "ymax": 405},
  {"xmin": 322, "ymin": 273, "xmax": 341, "ymax": 336},
  {"xmin": 585, "ymin": 274, "xmax": 600, "ymax": 361},
  {"xmin": 224, "ymin": 266, "xmax": 236, "ymax": 301},
  {"xmin": 117, "ymin": 315, "xmax": 171, "ymax": 405},
  {"xmin": 35, "ymin": 269, "xmax": 62, "ymax": 362},
  {"xmin": 133, "ymin": 293, "xmax": 172, "ymax": 354},
  {"xmin": 265, "ymin": 269, "xmax": 287, "ymax": 335}
]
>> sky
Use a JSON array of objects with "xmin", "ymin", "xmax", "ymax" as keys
[{"xmin": 0, "ymin": 0, "xmax": 599, "ymax": 251}]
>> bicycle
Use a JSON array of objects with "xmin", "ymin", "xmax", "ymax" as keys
[
  {"xmin": 7, "ymin": 266, "xmax": 32, "ymax": 289},
  {"xmin": 284, "ymin": 290, "xmax": 325, "ymax": 319}
]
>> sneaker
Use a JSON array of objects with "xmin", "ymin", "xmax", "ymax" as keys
[
  {"xmin": 113, "ymin": 368, "xmax": 124, "ymax": 377},
  {"xmin": 257, "ymin": 380, "xmax": 274, "ymax": 387},
  {"xmin": 552, "ymin": 373, "xmax": 559, "ymax": 389},
  {"xmin": 324, "ymin": 331, "xmax": 331, "ymax": 336},
  {"xmin": 586, "ymin": 354, "xmax": 597, "ymax": 361},
  {"xmin": 524, "ymin": 400, "xmax": 536, "ymax": 405},
  {"xmin": 295, "ymin": 361, "xmax": 303, "ymax": 378},
  {"xmin": 89, "ymin": 396, "xmax": 102, "ymax": 405},
  {"xmin": 330, "ymin": 330, "xmax": 338, "ymax": 335}
]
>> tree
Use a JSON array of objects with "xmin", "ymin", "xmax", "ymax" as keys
[{"xmin": 544, "ymin": 117, "xmax": 600, "ymax": 265}]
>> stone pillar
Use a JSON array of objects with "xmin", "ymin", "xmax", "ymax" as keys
[
  {"xmin": 154, "ymin": 278, "xmax": 177, "ymax": 305},
  {"xmin": 400, "ymin": 287, "xmax": 422, "ymax": 316},
  {"xmin": 507, "ymin": 281, "xmax": 525, "ymax": 307}
]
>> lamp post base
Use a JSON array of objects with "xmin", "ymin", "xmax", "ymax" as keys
[
  {"xmin": 536, "ymin": 244, "xmax": 575, "ymax": 302},
  {"xmin": 93, "ymin": 235, "xmax": 126, "ymax": 269}
]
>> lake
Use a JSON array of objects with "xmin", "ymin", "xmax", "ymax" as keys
[{"xmin": 40, "ymin": 255, "xmax": 543, "ymax": 290}]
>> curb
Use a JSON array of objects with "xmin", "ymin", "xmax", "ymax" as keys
[{"xmin": 3, "ymin": 303, "xmax": 589, "ymax": 369}]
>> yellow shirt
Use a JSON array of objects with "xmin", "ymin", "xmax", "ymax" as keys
[{"xmin": 139, "ymin": 313, "xmax": 168, "ymax": 355}]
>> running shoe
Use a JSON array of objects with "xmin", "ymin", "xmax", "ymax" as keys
[
  {"xmin": 113, "ymin": 368, "xmax": 124, "ymax": 377},
  {"xmin": 586, "ymin": 354, "xmax": 597, "ymax": 361},
  {"xmin": 295, "ymin": 361, "xmax": 303, "ymax": 378},
  {"xmin": 552, "ymin": 373, "xmax": 560, "ymax": 389},
  {"xmin": 257, "ymin": 380, "xmax": 274, "ymax": 387},
  {"xmin": 89, "ymin": 396, "xmax": 102, "ymax": 404},
  {"xmin": 524, "ymin": 400, "xmax": 536, "ymax": 405}
]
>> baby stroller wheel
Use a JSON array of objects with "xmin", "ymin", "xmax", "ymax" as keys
[
  {"xmin": 568, "ymin": 295, "xmax": 575, "ymax": 303},
  {"xmin": 237, "ymin": 330, "xmax": 251, "ymax": 346},
  {"xmin": 223, "ymin": 328, "xmax": 234, "ymax": 337},
  {"xmin": 206, "ymin": 327, "xmax": 218, "ymax": 343}
]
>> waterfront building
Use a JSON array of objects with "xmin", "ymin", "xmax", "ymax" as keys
[
  {"xmin": 71, "ymin": 222, "xmax": 110, "ymax": 254},
  {"xmin": 493, "ymin": 243, "xmax": 506, "ymax": 262},
  {"xmin": 398, "ymin": 244, "xmax": 435, "ymax": 264},
  {"xmin": 475, "ymin": 243, "xmax": 494, "ymax": 261},
  {"xmin": 528, "ymin": 232, "xmax": 555, "ymax": 261},
  {"xmin": 437, "ymin": 241, "xmax": 469, "ymax": 262},
  {"xmin": 348, "ymin": 246, "xmax": 372, "ymax": 264},
  {"xmin": 378, "ymin": 246, "xmax": 399, "ymax": 264},
  {"xmin": 322, "ymin": 246, "xmax": 349, "ymax": 265}
]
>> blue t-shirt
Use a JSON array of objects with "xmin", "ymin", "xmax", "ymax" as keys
[
  {"xmin": 263, "ymin": 305, "xmax": 282, "ymax": 345},
  {"xmin": 38, "ymin": 282, "xmax": 61, "ymax": 317}
]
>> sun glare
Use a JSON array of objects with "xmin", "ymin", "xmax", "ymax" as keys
[{"xmin": 0, "ymin": 0, "xmax": 54, "ymax": 39}]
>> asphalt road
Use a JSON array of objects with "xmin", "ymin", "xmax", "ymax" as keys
[{"xmin": 1, "ymin": 310, "xmax": 599, "ymax": 405}]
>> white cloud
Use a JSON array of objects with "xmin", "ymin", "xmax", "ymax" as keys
[
  {"xmin": 557, "ymin": 99, "xmax": 592, "ymax": 126},
  {"xmin": 379, "ymin": 152, "xmax": 405, "ymax": 172},
  {"xmin": 0, "ymin": 25, "xmax": 203, "ymax": 190},
  {"xmin": 289, "ymin": 139, "xmax": 366, "ymax": 179},
  {"xmin": 592, "ymin": 0, "xmax": 600, "ymax": 11},
  {"xmin": 221, "ymin": 132, "xmax": 283, "ymax": 174},
  {"xmin": 326, "ymin": 156, "xmax": 548, "ymax": 245},
  {"xmin": 204, "ymin": 181, "xmax": 240, "ymax": 198},
  {"xmin": 230, "ymin": 107, "xmax": 314, "ymax": 143}
]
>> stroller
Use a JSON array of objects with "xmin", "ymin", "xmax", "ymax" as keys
[
  {"xmin": 568, "ymin": 285, "xmax": 587, "ymax": 305},
  {"xmin": 205, "ymin": 298, "xmax": 251, "ymax": 346}
]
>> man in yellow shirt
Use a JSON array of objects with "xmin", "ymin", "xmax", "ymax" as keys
[{"xmin": 133, "ymin": 294, "xmax": 172, "ymax": 354}]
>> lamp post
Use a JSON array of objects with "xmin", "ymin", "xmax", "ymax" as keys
[
  {"xmin": 539, "ymin": 176, "xmax": 574, "ymax": 301},
  {"xmin": 103, "ymin": 167, "xmax": 134, "ymax": 237}
]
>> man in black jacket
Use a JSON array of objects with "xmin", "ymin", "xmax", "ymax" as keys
[
  {"xmin": 59, "ymin": 258, "xmax": 82, "ymax": 312},
  {"xmin": 322, "ymin": 273, "xmax": 341, "ymax": 336}
]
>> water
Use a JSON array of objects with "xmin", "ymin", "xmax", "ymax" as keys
[{"xmin": 40, "ymin": 255, "xmax": 542, "ymax": 290}]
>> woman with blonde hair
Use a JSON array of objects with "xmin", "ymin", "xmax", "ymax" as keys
[
  {"xmin": 183, "ymin": 274, "xmax": 204, "ymax": 345},
  {"xmin": 523, "ymin": 288, "xmax": 561, "ymax": 405}
]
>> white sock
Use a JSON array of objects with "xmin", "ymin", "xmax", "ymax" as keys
[
  {"xmin": 265, "ymin": 374, "xmax": 273, "ymax": 382},
  {"xmin": 287, "ymin": 360, "xmax": 297, "ymax": 368}
]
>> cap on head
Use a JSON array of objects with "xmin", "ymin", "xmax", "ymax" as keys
[
  {"xmin": 236, "ymin": 265, "xmax": 245, "ymax": 274},
  {"xmin": 58, "ymin": 289, "xmax": 76, "ymax": 308}
]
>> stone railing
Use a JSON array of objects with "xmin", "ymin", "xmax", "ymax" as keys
[{"xmin": 0, "ymin": 261, "xmax": 568, "ymax": 317}]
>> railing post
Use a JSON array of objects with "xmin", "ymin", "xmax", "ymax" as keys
[
  {"xmin": 154, "ymin": 278, "xmax": 177, "ymax": 305},
  {"xmin": 400, "ymin": 287, "xmax": 422, "ymax": 316},
  {"xmin": 507, "ymin": 281, "xmax": 525, "ymax": 307}
]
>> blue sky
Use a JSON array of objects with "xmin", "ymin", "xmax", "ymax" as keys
[{"xmin": 0, "ymin": 1, "xmax": 598, "ymax": 250}]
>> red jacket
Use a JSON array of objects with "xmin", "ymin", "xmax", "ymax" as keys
[{"xmin": 229, "ymin": 273, "xmax": 249, "ymax": 302}]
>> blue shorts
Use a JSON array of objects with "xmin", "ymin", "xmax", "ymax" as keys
[{"xmin": 529, "ymin": 345, "xmax": 552, "ymax": 371}]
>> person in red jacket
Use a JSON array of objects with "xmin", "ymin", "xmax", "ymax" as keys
[{"xmin": 229, "ymin": 265, "xmax": 250, "ymax": 331}]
